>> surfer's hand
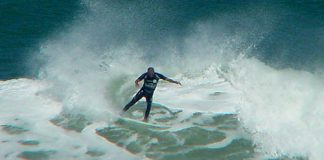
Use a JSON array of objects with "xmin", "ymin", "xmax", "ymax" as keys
[
  {"xmin": 176, "ymin": 81, "xmax": 182, "ymax": 86},
  {"xmin": 135, "ymin": 79, "xmax": 140, "ymax": 88}
]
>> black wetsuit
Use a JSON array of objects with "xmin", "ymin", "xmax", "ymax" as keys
[{"xmin": 123, "ymin": 72, "xmax": 167, "ymax": 119}]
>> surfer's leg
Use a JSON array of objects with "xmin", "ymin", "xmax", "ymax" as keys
[
  {"xmin": 123, "ymin": 90, "xmax": 144, "ymax": 112},
  {"xmin": 144, "ymin": 94, "xmax": 153, "ymax": 121}
]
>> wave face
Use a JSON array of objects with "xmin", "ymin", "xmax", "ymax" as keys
[{"xmin": 1, "ymin": 1, "xmax": 324, "ymax": 160}]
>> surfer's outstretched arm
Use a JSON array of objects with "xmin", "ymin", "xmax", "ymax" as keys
[
  {"xmin": 156, "ymin": 72, "xmax": 181, "ymax": 85},
  {"xmin": 165, "ymin": 78, "xmax": 182, "ymax": 85}
]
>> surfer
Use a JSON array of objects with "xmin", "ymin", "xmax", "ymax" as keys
[{"xmin": 122, "ymin": 67, "xmax": 181, "ymax": 121}]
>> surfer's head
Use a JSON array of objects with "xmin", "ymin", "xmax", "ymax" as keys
[{"xmin": 147, "ymin": 67, "xmax": 155, "ymax": 77}]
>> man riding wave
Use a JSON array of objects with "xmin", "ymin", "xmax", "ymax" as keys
[{"xmin": 122, "ymin": 67, "xmax": 181, "ymax": 121}]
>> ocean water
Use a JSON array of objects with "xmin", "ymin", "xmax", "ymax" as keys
[{"xmin": 1, "ymin": 1, "xmax": 324, "ymax": 160}]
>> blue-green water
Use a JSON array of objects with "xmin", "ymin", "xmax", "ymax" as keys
[
  {"xmin": 0, "ymin": 1, "xmax": 81, "ymax": 79},
  {"xmin": 1, "ymin": 1, "xmax": 324, "ymax": 160}
]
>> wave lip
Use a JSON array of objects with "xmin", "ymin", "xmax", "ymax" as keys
[{"xmin": 222, "ymin": 57, "xmax": 324, "ymax": 160}]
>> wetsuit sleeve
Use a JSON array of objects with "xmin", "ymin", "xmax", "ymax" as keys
[
  {"xmin": 137, "ymin": 73, "xmax": 146, "ymax": 81},
  {"xmin": 156, "ymin": 73, "xmax": 167, "ymax": 80}
]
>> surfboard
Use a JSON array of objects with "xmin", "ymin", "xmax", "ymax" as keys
[{"xmin": 116, "ymin": 117, "xmax": 169, "ymax": 129}]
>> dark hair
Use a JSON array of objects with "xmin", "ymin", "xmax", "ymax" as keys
[{"xmin": 147, "ymin": 67, "xmax": 154, "ymax": 72}]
